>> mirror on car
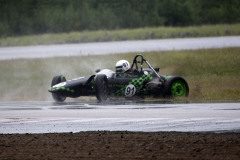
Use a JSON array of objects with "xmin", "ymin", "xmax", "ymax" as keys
[
  {"xmin": 154, "ymin": 68, "xmax": 159, "ymax": 72},
  {"xmin": 95, "ymin": 69, "xmax": 101, "ymax": 73}
]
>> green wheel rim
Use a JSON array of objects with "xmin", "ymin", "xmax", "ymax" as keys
[{"xmin": 171, "ymin": 80, "xmax": 187, "ymax": 97}]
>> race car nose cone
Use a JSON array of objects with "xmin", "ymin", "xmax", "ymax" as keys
[{"xmin": 48, "ymin": 87, "xmax": 75, "ymax": 93}]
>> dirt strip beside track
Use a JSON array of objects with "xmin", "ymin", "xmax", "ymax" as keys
[{"xmin": 0, "ymin": 131, "xmax": 239, "ymax": 159}]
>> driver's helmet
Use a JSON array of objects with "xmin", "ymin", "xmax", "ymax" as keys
[{"xmin": 115, "ymin": 60, "xmax": 130, "ymax": 73}]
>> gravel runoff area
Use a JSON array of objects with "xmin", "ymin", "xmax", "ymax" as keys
[{"xmin": 0, "ymin": 131, "xmax": 239, "ymax": 159}]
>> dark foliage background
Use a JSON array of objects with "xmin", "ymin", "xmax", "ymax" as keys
[{"xmin": 0, "ymin": 0, "xmax": 239, "ymax": 37}]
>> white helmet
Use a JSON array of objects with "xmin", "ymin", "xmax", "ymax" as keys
[{"xmin": 115, "ymin": 60, "xmax": 130, "ymax": 72}]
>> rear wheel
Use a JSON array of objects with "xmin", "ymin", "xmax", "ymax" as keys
[
  {"xmin": 51, "ymin": 75, "xmax": 67, "ymax": 102},
  {"xmin": 95, "ymin": 74, "xmax": 108, "ymax": 102},
  {"xmin": 163, "ymin": 77, "xmax": 189, "ymax": 98}
]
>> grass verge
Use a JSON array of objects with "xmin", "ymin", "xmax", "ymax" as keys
[
  {"xmin": 0, "ymin": 48, "xmax": 239, "ymax": 102},
  {"xmin": 0, "ymin": 24, "xmax": 240, "ymax": 47}
]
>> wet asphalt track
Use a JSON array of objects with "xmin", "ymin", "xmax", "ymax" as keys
[{"xmin": 0, "ymin": 101, "xmax": 239, "ymax": 134}]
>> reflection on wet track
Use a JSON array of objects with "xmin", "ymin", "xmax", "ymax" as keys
[{"xmin": 0, "ymin": 101, "xmax": 240, "ymax": 134}]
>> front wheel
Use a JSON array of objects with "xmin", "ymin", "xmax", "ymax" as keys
[
  {"xmin": 51, "ymin": 75, "xmax": 67, "ymax": 102},
  {"xmin": 163, "ymin": 77, "xmax": 189, "ymax": 98}
]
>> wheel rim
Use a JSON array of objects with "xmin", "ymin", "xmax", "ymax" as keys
[{"xmin": 171, "ymin": 80, "xmax": 187, "ymax": 97}]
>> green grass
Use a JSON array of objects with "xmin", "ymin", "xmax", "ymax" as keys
[
  {"xmin": 1, "ymin": 24, "xmax": 240, "ymax": 47},
  {"xmin": 0, "ymin": 48, "xmax": 240, "ymax": 102}
]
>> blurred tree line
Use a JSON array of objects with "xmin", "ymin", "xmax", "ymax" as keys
[{"xmin": 0, "ymin": 0, "xmax": 240, "ymax": 37}]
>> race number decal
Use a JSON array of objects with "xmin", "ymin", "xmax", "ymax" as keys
[{"xmin": 125, "ymin": 84, "xmax": 136, "ymax": 97}]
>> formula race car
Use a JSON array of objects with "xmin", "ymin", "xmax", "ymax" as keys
[{"xmin": 48, "ymin": 54, "xmax": 189, "ymax": 102}]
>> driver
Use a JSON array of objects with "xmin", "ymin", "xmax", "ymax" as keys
[{"xmin": 115, "ymin": 60, "xmax": 131, "ymax": 73}]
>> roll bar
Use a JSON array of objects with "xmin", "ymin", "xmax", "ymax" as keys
[{"xmin": 131, "ymin": 54, "xmax": 165, "ymax": 82}]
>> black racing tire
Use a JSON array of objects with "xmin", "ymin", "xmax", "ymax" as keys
[
  {"xmin": 95, "ymin": 74, "xmax": 108, "ymax": 102},
  {"xmin": 163, "ymin": 76, "xmax": 189, "ymax": 98},
  {"xmin": 51, "ymin": 75, "xmax": 67, "ymax": 102}
]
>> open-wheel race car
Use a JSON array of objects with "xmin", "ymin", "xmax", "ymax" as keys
[{"xmin": 48, "ymin": 54, "xmax": 189, "ymax": 102}]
